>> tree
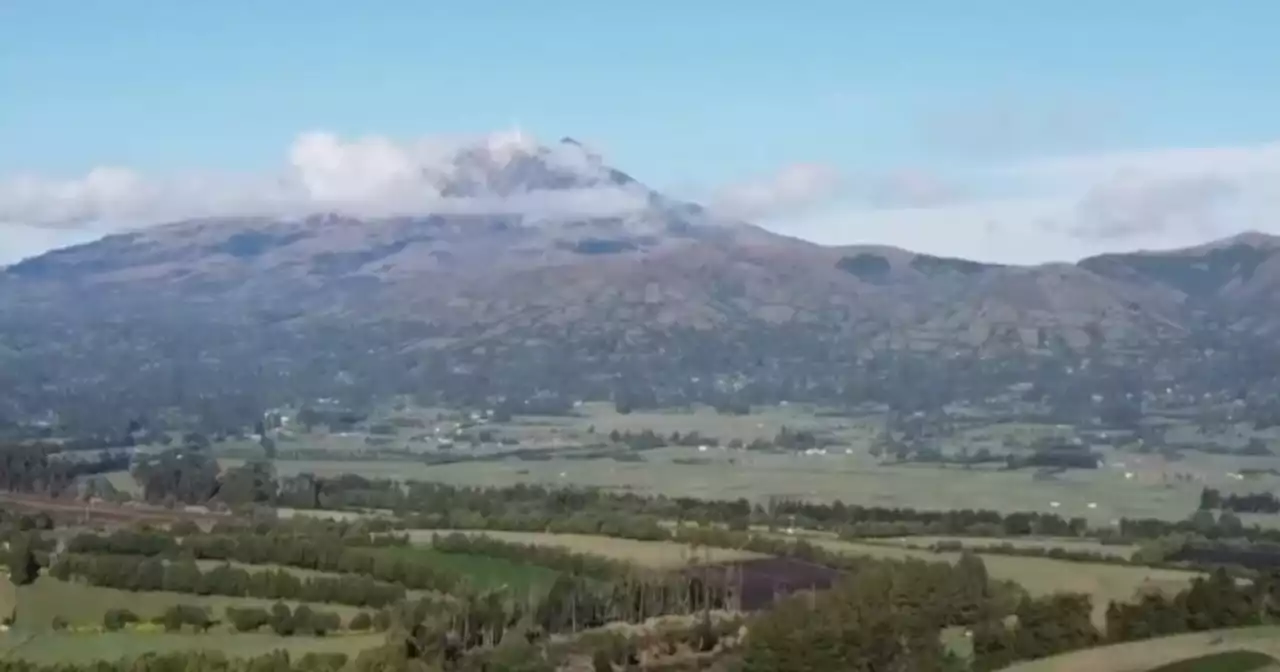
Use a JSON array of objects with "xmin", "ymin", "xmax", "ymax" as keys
[
  {"xmin": 226, "ymin": 606, "xmax": 270, "ymax": 632},
  {"xmin": 349, "ymin": 612, "xmax": 373, "ymax": 631},
  {"xmin": 161, "ymin": 606, "xmax": 185, "ymax": 632},
  {"xmin": 7, "ymin": 534, "xmax": 39, "ymax": 586},
  {"xmin": 270, "ymin": 602, "xmax": 295, "ymax": 636},
  {"xmin": 103, "ymin": 608, "xmax": 139, "ymax": 632}
]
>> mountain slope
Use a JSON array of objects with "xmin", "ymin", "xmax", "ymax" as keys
[{"xmin": 1, "ymin": 137, "xmax": 1278, "ymax": 429}]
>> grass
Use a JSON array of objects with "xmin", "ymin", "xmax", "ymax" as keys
[
  {"xmin": 13, "ymin": 577, "xmax": 364, "ymax": 631},
  {"xmin": 0, "ymin": 631, "xmax": 384, "ymax": 664},
  {"xmin": 376, "ymin": 546, "xmax": 562, "ymax": 596},
  {"xmin": 780, "ymin": 534, "xmax": 1199, "ymax": 625},
  {"xmin": 404, "ymin": 529, "xmax": 767, "ymax": 569},
  {"xmin": 1001, "ymin": 627, "xmax": 1280, "ymax": 672}
]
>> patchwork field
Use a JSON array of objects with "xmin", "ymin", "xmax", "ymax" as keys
[
  {"xmin": 405, "ymin": 529, "xmax": 767, "ymax": 569},
  {"xmin": 1001, "ymin": 627, "xmax": 1280, "ymax": 672},
  {"xmin": 219, "ymin": 403, "xmax": 1280, "ymax": 526}
]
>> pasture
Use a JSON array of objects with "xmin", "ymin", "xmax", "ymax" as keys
[
  {"xmin": 1001, "ymin": 627, "xmax": 1280, "ymax": 672},
  {"xmin": 12, "ymin": 577, "xmax": 364, "ymax": 630},
  {"xmin": 405, "ymin": 529, "xmax": 766, "ymax": 569},
  {"xmin": 376, "ymin": 546, "xmax": 561, "ymax": 595}
]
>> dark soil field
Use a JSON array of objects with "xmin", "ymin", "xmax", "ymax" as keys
[{"xmin": 694, "ymin": 557, "xmax": 844, "ymax": 610}]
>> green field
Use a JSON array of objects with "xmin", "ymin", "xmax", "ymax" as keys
[
  {"xmin": 405, "ymin": 529, "xmax": 766, "ymax": 569},
  {"xmin": 377, "ymin": 546, "xmax": 562, "ymax": 596},
  {"xmin": 12, "ymin": 577, "xmax": 363, "ymax": 631},
  {"xmin": 0, "ymin": 631, "xmax": 384, "ymax": 665},
  {"xmin": 1001, "ymin": 628, "xmax": 1280, "ymax": 672}
]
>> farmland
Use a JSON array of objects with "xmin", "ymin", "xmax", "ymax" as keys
[
  {"xmin": 5, "ymin": 401, "xmax": 1280, "ymax": 670},
  {"xmin": 219, "ymin": 402, "xmax": 1280, "ymax": 526}
]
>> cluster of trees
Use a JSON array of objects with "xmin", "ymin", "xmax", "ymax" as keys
[
  {"xmin": 0, "ymin": 442, "xmax": 130, "ymax": 495},
  {"xmin": 1104, "ymin": 569, "xmax": 1262, "ymax": 642},
  {"xmin": 1200, "ymin": 487, "xmax": 1280, "ymax": 514},
  {"xmin": 970, "ymin": 593, "xmax": 1100, "ymax": 670},
  {"xmin": 131, "ymin": 452, "xmax": 279, "ymax": 506},
  {"xmin": 739, "ymin": 552, "xmax": 1004, "ymax": 671},
  {"xmin": 50, "ymin": 554, "xmax": 407, "ymax": 608}
]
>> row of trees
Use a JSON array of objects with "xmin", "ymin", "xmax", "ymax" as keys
[
  {"xmin": 1200, "ymin": 487, "xmax": 1280, "ymax": 514},
  {"xmin": 67, "ymin": 527, "xmax": 462, "ymax": 594},
  {"xmin": 51, "ymin": 554, "xmax": 407, "ymax": 608},
  {"xmin": 223, "ymin": 603, "xmax": 347, "ymax": 637}
]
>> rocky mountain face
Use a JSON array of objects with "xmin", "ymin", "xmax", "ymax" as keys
[{"xmin": 1, "ymin": 137, "xmax": 1278, "ymax": 429}]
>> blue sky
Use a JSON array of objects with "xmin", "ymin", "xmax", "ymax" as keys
[{"xmin": 3, "ymin": 1, "xmax": 1280, "ymax": 263}]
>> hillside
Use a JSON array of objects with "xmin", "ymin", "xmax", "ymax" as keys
[{"xmin": 1, "ymin": 137, "xmax": 1278, "ymax": 430}]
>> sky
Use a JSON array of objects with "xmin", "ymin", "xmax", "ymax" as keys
[{"xmin": 3, "ymin": 1, "xmax": 1280, "ymax": 265}]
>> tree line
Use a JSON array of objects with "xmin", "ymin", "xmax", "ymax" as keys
[
  {"xmin": 66, "ymin": 527, "xmax": 462, "ymax": 595},
  {"xmin": 50, "ymin": 554, "xmax": 407, "ymax": 609},
  {"xmin": 1200, "ymin": 487, "xmax": 1280, "ymax": 514}
]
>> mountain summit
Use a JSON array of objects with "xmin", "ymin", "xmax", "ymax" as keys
[{"xmin": 1, "ymin": 137, "xmax": 1279, "ymax": 428}]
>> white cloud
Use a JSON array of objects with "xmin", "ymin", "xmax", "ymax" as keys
[
  {"xmin": 0, "ymin": 130, "xmax": 653, "ymax": 236},
  {"xmin": 765, "ymin": 140, "xmax": 1280, "ymax": 264},
  {"xmin": 706, "ymin": 165, "xmax": 968, "ymax": 220},
  {"xmin": 708, "ymin": 163, "xmax": 843, "ymax": 220},
  {"xmin": 4, "ymin": 128, "xmax": 1280, "ymax": 266}
]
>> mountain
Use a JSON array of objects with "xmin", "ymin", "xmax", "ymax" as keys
[{"xmin": 1, "ymin": 136, "xmax": 1279, "ymax": 431}]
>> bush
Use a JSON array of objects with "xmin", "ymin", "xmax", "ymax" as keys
[
  {"xmin": 226, "ymin": 606, "xmax": 270, "ymax": 632},
  {"xmin": 50, "ymin": 615, "xmax": 69, "ymax": 631},
  {"xmin": 270, "ymin": 602, "xmax": 294, "ymax": 636},
  {"xmin": 103, "ymin": 608, "xmax": 139, "ymax": 632},
  {"xmin": 348, "ymin": 612, "xmax": 373, "ymax": 631}
]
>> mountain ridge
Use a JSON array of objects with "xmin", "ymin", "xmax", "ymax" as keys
[{"xmin": 1, "ymin": 136, "xmax": 1278, "ymax": 430}]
